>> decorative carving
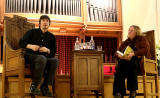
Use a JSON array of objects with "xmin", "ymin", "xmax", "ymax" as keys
[{"xmin": 4, "ymin": 15, "xmax": 35, "ymax": 50}]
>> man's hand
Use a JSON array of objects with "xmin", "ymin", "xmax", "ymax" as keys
[
  {"xmin": 26, "ymin": 44, "xmax": 40, "ymax": 51},
  {"xmin": 39, "ymin": 47, "xmax": 50, "ymax": 54}
]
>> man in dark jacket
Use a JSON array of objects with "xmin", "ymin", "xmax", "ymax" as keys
[
  {"xmin": 113, "ymin": 25, "xmax": 151, "ymax": 98},
  {"xmin": 19, "ymin": 15, "xmax": 58, "ymax": 97}
]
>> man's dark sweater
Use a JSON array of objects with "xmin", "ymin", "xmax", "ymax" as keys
[{"xmin": 19, "ymin": 28, "xmax": 56, "ymax": 57}]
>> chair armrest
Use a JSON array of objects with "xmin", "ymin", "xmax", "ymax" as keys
[
  {"xmin": 4, "ymin": 44, "xmax": 25, "ymax": 71},
  {"xmin": 143, "ymin": 56, "xmax": 158, "ymax": 74},
  {"xmin": 5, "ymin": 42, "xmax": 24, "ymax": 58}
]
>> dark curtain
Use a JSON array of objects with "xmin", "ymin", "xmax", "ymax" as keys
[
  {"xmin": 55, "ymin": 36, "xmax": 76, "ymax": 75},
  {"xmin": 55, "ymin": 36, "xmax": 117, "ymax": 75},
  {"xmin": 85, "ymin": 37, "xmax": 117, "ymax": 63}
]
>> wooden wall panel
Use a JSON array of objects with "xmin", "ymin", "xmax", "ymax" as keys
[
  {"xmin": 0, "ymin": 74, "xmax": 2, "ymax": 98},
  {"xmin": 0, "ymin": 75, "xmax": 160, "ymax": 98},
  {"xmin": 0, "ymin": 0, "xmax": 4, "ymax": 22},
  {"xmin": 0, "ymin": 75, "xmax": 70, "ymax": 98}
]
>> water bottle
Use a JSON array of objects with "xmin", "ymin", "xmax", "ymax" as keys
[
  {"xmin": 90, "ymin": 36, "xmax": 95, "ymax": 50},
  {"xmin": 74, "ymin": 37, "xmax": 80, "ymax": 50}
]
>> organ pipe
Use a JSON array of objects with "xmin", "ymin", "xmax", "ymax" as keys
[{"xmin": 5, "ymin": 0, "xmax": 117, "ymax": 21}]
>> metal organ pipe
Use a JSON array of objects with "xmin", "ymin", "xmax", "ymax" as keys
[{"xmin": 87, "ymin": 0, "xmax": 118, "ymax": 22}]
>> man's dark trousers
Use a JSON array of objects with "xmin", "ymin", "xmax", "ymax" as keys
[{"xmin": 24, "ymin": 54, "xmax": 59, "ymax": 86}]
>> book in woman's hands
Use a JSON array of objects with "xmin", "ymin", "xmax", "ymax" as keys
[{"xmin": 116, "ymin": 46, "xmax": 134, "ymax": 57}]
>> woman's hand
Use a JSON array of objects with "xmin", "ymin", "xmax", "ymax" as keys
[
  {"xmin": 117, "ymin": 54, "xmax": 124, "ymax": 59},
  {"xmin": 124, "ymin": 53, "xmax": 135, "ymax": 60}
]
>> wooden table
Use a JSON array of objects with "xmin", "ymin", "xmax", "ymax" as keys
[{"xmin": 71, "ymin": 50, "xmax": 104, "ymax": 98}]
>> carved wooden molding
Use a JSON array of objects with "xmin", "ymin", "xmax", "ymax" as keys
[
  {"xmin": 4, "ymin": 15, "xmax": 35, "ymax": 50},
  {"xmin": 0, "ymin": 24, "xmax": 3, "ymax": 32}
]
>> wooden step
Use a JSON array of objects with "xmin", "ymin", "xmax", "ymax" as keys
[
  {"xmin": 0, "ymin": 76, "xmax": 71, "ymax": 98},
  {"xmin": 5, "ymin": 93, "xmax": 55, "ymax": 98}
]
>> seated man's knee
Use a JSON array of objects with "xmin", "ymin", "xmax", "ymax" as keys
[
  {"xmin": 50, "ymin": 58, "xmax": 59, "ymax": 67},
  {"xmin": 34, "ymin": 55, "xmax": 47, "ymax": 64}
]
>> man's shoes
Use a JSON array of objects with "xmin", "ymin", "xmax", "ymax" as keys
[
  {"xmin": 40, "ymin": 85, "xmax": 53, "ymax": 97},
  {"xmin": 129, "ymin": 91, "xmax": 136, "ymax": 98},
  {"xmin": 30, "ymin": 84, "xmax": 41, "ymax": 95},
  {"xmin": 129, "ymin": 96, "xmax": 136, "ymax": 98},
  {"xmin": 114, "ymin": 92, "xmax": 124, "ymax": 98}
]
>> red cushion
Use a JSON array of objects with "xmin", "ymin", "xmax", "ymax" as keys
[
  {"xmin": 104, "ymin": 73, "xmax": 114, "ymax": 75},
  {"xmin": 104, "ymin": 66, "xmax": 111, "ymax": 73}
]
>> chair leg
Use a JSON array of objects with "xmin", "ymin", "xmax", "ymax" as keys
[
  {"xmin": 2, "ymin": 74, "xmax": 8, "ymax": 98},
  {"xmin": 155, "ymin": 74, "xmax": 159, "ymax": 98},
  {"xmin": 18, "ymin": 72, "xmax": 25, "ymax": 98},
  {"xmin": 2, "ymin": 73, "xmax": 5, "ymax": 98},
  {"xmin": 74, "ymin": 90, "xmax": 77, "ymax": 98},
  {"xmin": 143, "ymin": 73, "xmax": 147, "ymax": 98},
  {"xmin": 52, "ymin": 79, "xmax": 56, "ymax": 97}
]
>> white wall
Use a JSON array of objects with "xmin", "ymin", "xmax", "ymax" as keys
[{"xmin": 122, "ymin": 0, "xmax": 160, "ymax": 44}]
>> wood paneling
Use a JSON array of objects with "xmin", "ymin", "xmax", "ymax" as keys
[
  {"xmin": 71, "ymin": 50, "xmax": 104, "ymax": 98},
  {"xmin": 0, "ymin": 64, "xmax": 2, "ymax": 73},
  {"xmin": 0, "ymin": 75, "xmax": 160, "ymax": 98},
  {"xmin": 0, "ymin": 74, "xmax": 2, "ymax": 98},
  {"xmin": 0, "ymin": 0, "xmax": 4, "ymax": 22},
  {"xmin": 0, "ymin": 75, "xmax": 70, "ymax": 98}
]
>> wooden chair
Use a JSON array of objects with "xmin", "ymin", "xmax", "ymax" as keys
[
  {"xmin": 2, "ymin": 15, "xmax": 58, "ymax": 98},
  {"xmin": 141, "ymin": 30, "xmax": 159, "ymax": 98},
  {"xmin": 2, "ymin": 15, "xmax": 35, "ymax": 98}
]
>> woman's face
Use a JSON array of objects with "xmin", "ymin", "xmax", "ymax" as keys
[{"xmin": 128, "ymin": 26, "xmax": 136, "ymax": 40}]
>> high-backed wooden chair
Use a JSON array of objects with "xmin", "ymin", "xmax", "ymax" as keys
[
  {"xmin": 141, "ymin": 30, "xmax": 159, "ymax": 98},
  {"xmin": 2, "ymin": 15, "xmax": 35, "ymax": 98}
]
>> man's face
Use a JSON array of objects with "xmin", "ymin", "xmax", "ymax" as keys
[
  {"xmin": 40, "ymin": 19, "xmax": 50, "ymax": 30},
  {"xmin": 128, "ymin": 26, "xmax": 136, "ymax": 39}
]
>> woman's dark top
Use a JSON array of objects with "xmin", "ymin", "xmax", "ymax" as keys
[{"xmin": 117, "ymin": 36, "xmax": 151, "ymax": 59}]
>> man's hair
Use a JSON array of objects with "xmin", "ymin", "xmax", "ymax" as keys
[
  {"xmin": 130, "ymin": 25, "xmax": 142, "ymax": 36},
  {"xmin": 39, "ymin": 15, "xmax": 51, "ymax": 25}
]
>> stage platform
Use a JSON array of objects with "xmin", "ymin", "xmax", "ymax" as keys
[{"xmin": 0, "ymin": 73, "xmax": 160, "ymax": 98}]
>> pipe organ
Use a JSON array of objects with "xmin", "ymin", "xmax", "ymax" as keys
[
  {"xmin": 5, "ymin": 0, "xmax": 118, "ymax": 22},
  {"xmin": 5, "ymin": 0, "xmax": 81, "ymax": 16},
  {"xmin": 87, "ymin": 0, "xmax": 117, "ymax": 22}
]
